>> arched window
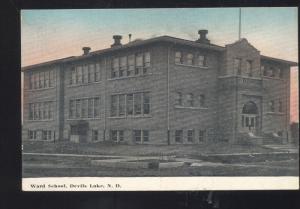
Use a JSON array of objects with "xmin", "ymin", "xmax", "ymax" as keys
[{"xmin": 242, "ymin": 101, "xmax": 258, "ymax": 114}]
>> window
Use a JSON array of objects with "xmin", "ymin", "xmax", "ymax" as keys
[
  {"xmin": 29, "ymin": 103, "xmax": 34, "ymax": 120},
  {"xmin": 127, "ymin": 55, "xmax": 135, "ymax": 76},
  {"xmin": 279, "ymin": 100, "xmax": 283, "ymax": 112},
  {"xmin": 42, "ymin": 130, "xmax": 48, "ymax": 140},
  {"xmin": 134, "ymin": 93, "xmax": 142, "ymax": 115},
  {"xmin": 144, "ymin": 52, "xmax": 151, "ymax": 74},
  {"xmin": 94, "ymin": 97, "xmax": 100, "ymax": 118},
  {"xmin": 34, "ymin": 73, "xmax": 39, "ymax": 89},
  {"xmin": 110, "ymin": 130, "xmax": 124, "ymax": 142},
  {"xmin": 83, "ymin": 65, "xmax": 89, "ymax": 83},
  {"xmin": 88, "ymin": 98, "xmax": 93, "ymax": 118},
  {"xmin": 143, "ymin": 92, "xmax": 150, "ymax": 114},
  {"xmin": 246, "ymin": 60, "xmax": 252, "ymax": 76},
  {"xmin": 44, "ymin": 71, "xmax": 49, "ymax": 88},
  {"xmin": 28, "ymin": 130, "xmax": 37, "ymax": 140},
  {"xmin": 279, "ymin": 69, "xmax": 283, "ymax": 78},
  {"xmin": 136, "ymin": 54, "xmax": 143, "ymax": 75},
  {"xmin": 198, "ymin": 55, "xmax": 206, "ymax": 67},
  {"xmin": 269, "ymin": 101, "xmax": 275, "ymax": 112},
  {"xmin": 88, "ymin": 64, "xmax": 95, "ymax": 82},
  {"xmin": 77, "ymin": 66, "xmax": 83, "ymax": 84},
  {"xmin": 70, "ymin": 67, "xmax": 76, "ymax": 85},
  {"xmin": 267, "ymin": 67, "xmax": 274, "ymax": 77},
  {"xmin": 143, "ymin": 130, "xmax": 149, "ymax": 142},
  {"xmin": 30, "ymin": 73, "xmax": 34, "ymax": 89},
  {"xmin": 120, "ymin": 56, "xmax": 127, "ymax": 78},
  {"xmin": 49, "ymin": 70, "xmax": 55, "ymax": 87},
  {"xmin": 69, "ymin": 100, "xmax": 75, "ymax": 119},
  {"xmin": 133, "ymin": 130, "xmax": 149, "ymax": 143},
  {"xmin": 175, "ymin": 92, "xmax": 183, "ymax": 106},
  {"xmin": 39, "ymin": 72, "xmax": 45, "ymax": 88},
  {"xmin": 119, "ymin": 95, "xmax": 126, "ymax": 116},
  {"xmin": 119, "ymin": 130, "xmax": 124, "ymax": 142},
  {"xmin": 175, "ymin": 130, "xmax": 183, "ymax": 143},
  {"xmin": 234, "ymin": 58, "xmax": 242, "ymax": 75},
  {"xmin": 175, "ymin": 52, "xmax": 183, "ymax": 64},
  {"xmin": 187, "ymin": 130, "xmax": 194, "ymax": 142},
  {"xmin": 187, "ymin": 93, "xmax": 194, "ymax": 107},
  {"xmin": 95, "ymin": 63, "xmax": 101, "ymax": 81},
  {"xmin": 112, "ymin": 58, "xmax": 119, "ymax": 78},
  {"xmin": 81, "ymin": 99, "xmax": 87, "ymax": 118},
  {"xmin": 199, "ymin": 94, "xmax": 206, "ymax": 107},
  {"xmin": 111, "ymin": 130, "xmax": 118, "ymax": 142},
  {"xmin": 126, "ymin": 94, "xmax": 133, "ymax": 116},
  {"xmin": 76, "ymin": 99, "xmax": 81, "ymax": 118},
  {"xmin": 134, "ymin": 130, "xmax": 141, "ymax": 142},
  {"xmin": 199, "ymin": 130, "xmax": 206, "ymax": 142},
  {"xmin": 111, "ymin": 95, "xmax": 118, "ymax": 117},
  {"xmin": 92, "ymin": 130, "xmax": 99, "ymax": 141},
  {"xmin": 187, "ymin": 53, "xmax": 194, "ymax": 65}
]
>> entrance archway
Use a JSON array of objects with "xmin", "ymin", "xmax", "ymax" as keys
[{"xmin": 241, "ymin": 101, "xmax": 259, "ymax": 134}]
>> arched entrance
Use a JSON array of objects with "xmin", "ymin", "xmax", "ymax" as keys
[{"xmin": 241, "ymin": 101, "xmax": 259, "ymax": 134}]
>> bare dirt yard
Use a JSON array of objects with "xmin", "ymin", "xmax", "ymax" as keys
[{"xmin": 22, "ymin": 141, "xmax": 299, "ymax": 177}]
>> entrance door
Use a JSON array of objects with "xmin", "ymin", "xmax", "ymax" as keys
[
  {"xmin": 70, "ymin": 121, "xmax": 88, "ymax": 142},
  {"xmin": 241, "ymin": 101, "xmax": 259, "ymax": 135}
]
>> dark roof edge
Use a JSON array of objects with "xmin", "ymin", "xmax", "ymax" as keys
[
  {"xmin": 261, "ymin": 55, "xmax": 298, "ymax": 67},
  {"xmin": 21, "ymin": 36, "xmax": 224, "ymax": 71}
]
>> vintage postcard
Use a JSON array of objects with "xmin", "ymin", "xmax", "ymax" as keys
[{"xmin": 21, "ymin": 8, "xmax": 299, "ymax": 191}]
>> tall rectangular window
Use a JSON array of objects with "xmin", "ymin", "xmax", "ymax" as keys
[
  {"xmin": 111, "ymin": 95, "xmax": 118, "ymax": 117},
  {"xmin": 71, "ymin": 67, "xmax": 76, "ymax": 85},
  {"xmin": 143, "ymin": 130, "xmax": 149, "ymax": 142},
  {"xmin": 119, "ymin": 130, "xmax": 124, "ymax": 142},
  {"xmin": 175, "ymin": 52, "xmax": 183, "ymax": 64},
  {"xmin": 133, "ymin": 130, "xmax": 142, "ymax": 142},
  {"xmin": 127, "ymin": 55, "xmax": 135, "ymax": 76},
  {"xmin": 199, "ymin": 94, "xmax": 206, "ymax": 107},
  {"xmin": 143, "ymin": 92, "xmax": 150, "ymax": 114},
  {"xmin": 111, "ymin": 130, "xmax": 118, "ymax": 142},
  {"xmin": 44, "ymin": 71, "xmax": 49, "ymax": 88},
  {"xmin": 187, "ymin": 130, "xmax": 194, "ymax": 142},
  {"xmin": 38, "ymin": 103, "xmax": 42, "ymax": 120},
  {"xmin": 199, "ymin": 130, "xmax": 206, "ymax": 142},
  {"xmin": 175, "ymin": 92, "xmax": 183, "ymax": 106},
  {"xmin": 95, "ymin": 63, "xmax": 101, "ymax": 82},
  {"xmin": 69, "ymin": 100, "xmax": 75, "ymax": 119},
  {"xmin": 134, "ymin": 93, "xmax": 142, "ymax": 115},
  {"xmin": 119, "ymin": 95, "xmax": 126, "ymax": 116},
  {"xmin": 92, "ymin": 130, "xmax": 99, "ymax": 141},
  {"xmin": 143, "ymin": 52, "xmax": 150, "ymax": 74},
  {"xmin": 29, "ymin": 103, "xmax": 34, "ymax": 120},
  {"xmin": 198, "ymin": 55, "xmax": 206, "ymax": 67},
  {"xmin": 269, "ymin": 101, "xmax": 275, "ymax": 112},
  {"xmin": 30, "ymin": 73, "xmax": 34, "ymax": 89},
  {"xmin": 120, "ymin": 56, "xmax": 127, "ymax": 78},
  {"xmin": 279, "ymin": 100, "xmax": 283, "ymax": 112},
  {"xmin": 187, "ymin": 53, "xmax": 194, "ymax": 65},
  {"xmin": 234, "ymin": 58, "xmax": 242, "ymax": 75},
  {"xmin": 94, "ymin": 97, "xmax": 100, "ymax": 118},
  {"xmin": 135, "ymin": 54, "xmax": 143, "ymax": 75},
  {"xmin": 88, "ymin": 64, "xmax": 95, "ymax": 82},
  {"xmin": 49, "ymin": 70, "xmax": 55, "ymax": 87},
  {"xmin": 81, "ymin": 99, "xmax": 87, "ymax": 118},
  {"xmin": 246, "ymin": 60, "xmax": 252, "ymax": 76},
  {"xmin": 175, "ymin": 130, "xmax": 183, "ymax": 143},
  {"xmin": 76, "ymin": 99, "xmax": 81, "ymax": 118},
  {"xmin": 112, "ymin": 58, "xmax": 119, "ymax": 78},
  {"xmin": 34, "ymin": 73, "xmax": 39, "ymax": 89},
  {"xmin": 39, "ymin": 72, "xmax": 45, "ymax": 88},
  {"xmin": 126, "ymin": 94, "xmax": 133, "ymax": 115},
  {"xmin": 187, "ymin": 93, "xmax": 194, "ymax": 107},
  {"xmin": 83, "ymin": 65, "xmax": 89, "ymax": 83},
  {"xmin": 76, "ymin": 66, "xmax": 83, "ymax": 84},
  {"xmin": 88, "ymin": 98, "xmax": 93, "ymax": 118}
]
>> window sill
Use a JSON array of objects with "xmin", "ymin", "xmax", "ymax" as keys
[
  {"xmin": 175, "ymin": 63, "xmax": 209, "ymax": 69},
  {"xmin": 26, "ymin": 139, "xmax": 54, "ymax": 142},
  {"xmin": 108, "ymin": 115, "xmax": 152, "ymax": 119},
  {"xmin": 26, "ymin": 119, "xmax": 54, "ymax": 122},
  {"xmin": 68, "ymin": 81, "xmax": 101, "ymax": 88},
  {"xmin": 265, "ymin": 112, "xmax": 285, "ymax": 115},
  {"xmin": 25, "ymin": 86, "xmax": 56, "ymax": 92},
  {"xmin": 108, "ymin": 73, "xmax": 153, "ymax": 81},
  {"xmin": 262, "ymin": 76, "xmax": 284, "ymax": 81},
  {"xmin": 174, "ymin": 105, "xmax": 208, "ymax": 110},
  {"xmin": 67, "ymin": 118, "xmax": 101, "ymax": 121}
]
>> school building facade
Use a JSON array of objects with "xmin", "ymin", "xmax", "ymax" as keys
[{"xmin": 22, "ymin": 30, "xmax": 298, "ymax": 145}]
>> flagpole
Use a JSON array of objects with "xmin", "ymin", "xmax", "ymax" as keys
[{"xmin": 239, "ymin": 8, "xmax": 242, "ymax": 40}]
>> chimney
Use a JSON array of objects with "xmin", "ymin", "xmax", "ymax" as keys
[
  {"xmin": 196, "ymin": 29, "xmax": 210, "ymax": 44},
  {"xmin": 82, "ymin": 47, "xmax": 91, "ymax": 55},
  {"xmin": 111, "ymin": 35, "xmax": 122, "ymax": 47},
  {"xmin": 129, "ymin": 34, "xmax": 132, "ymax": 43}
]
